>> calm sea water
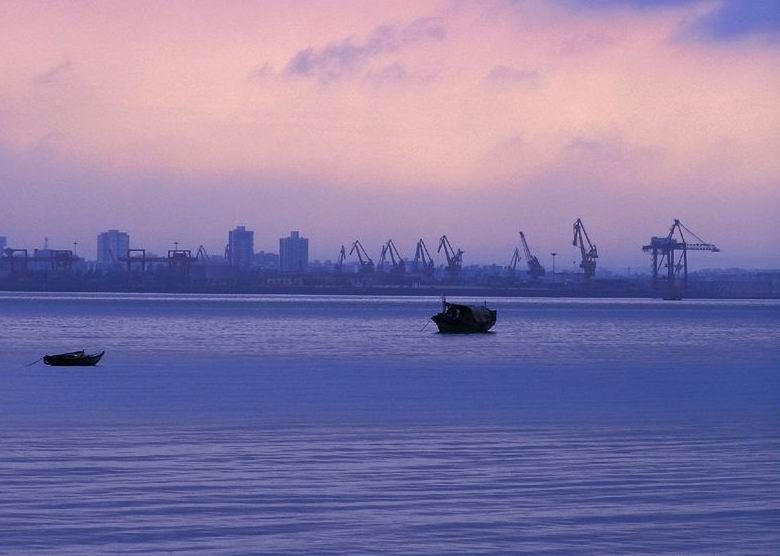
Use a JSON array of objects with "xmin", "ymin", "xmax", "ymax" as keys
[{"xmin": 0, "ymin": 293, "xmax": 778, "ymax": 554}]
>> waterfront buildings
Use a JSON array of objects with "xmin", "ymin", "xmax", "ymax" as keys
[
  {"xmin": 228, "ymin": 226, "xmax": 254, "ymax": 268},
  {"xmin": 97, "ymin": 229, "xmax": 130, "ymax": 270},
  {"xmin": 279, "ymin": 231, "xmax": 309, "ymax": 272},
  {"xmin": 254, "ymin": 250, "xmax": 280, "ymax": 270}
]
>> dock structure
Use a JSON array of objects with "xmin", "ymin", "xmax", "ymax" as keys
[
  {"xmin": 0, "ymin": 248, "xmax": 79, "ymax": 274},
  {"xmin": 118, "ymin": 248, "xmax": 193, "ymax": 276}
]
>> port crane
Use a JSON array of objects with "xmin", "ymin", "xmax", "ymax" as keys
[
  {"xmin": 195, "ymin": 245, "xmax": 210, "ymax": 262},
  {"xmin": 413, "ymin": 238, "xmax": 435, "ymax": 275},
  {"xmin": 507, "ymin": 247, "xmax": 522, "ymax": 275},
  {"xmin": 437, "ymin": 235, "xmax": 463, "ymax": 274},
  {"xmin": 642, "ymin": 219, "xmax": 719, "ymax": 284},
  {"xmin": 335, "ymin": 245, "xmax": 347, "ymax": 272},
  {"xmin": 349, "ymin": 240, "xmax": 374, "ymax": 272},
  {"xmin": 572, "ymin": 218, "xmax": 598, "ymax": 279},
  {"xmin": 378, "ymin": 239, "xmax": 406, "ymax": 273},
  {"xmin": 519, "ymin": 231, "xmax": 545, "ymax": 278}
]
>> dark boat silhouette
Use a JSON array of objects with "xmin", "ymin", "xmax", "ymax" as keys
[
  {"xmin": 431, "ymin": 298, "xmax": 496, "ymax": 333},
  {"xmin": 43, "ymin": 350, "xmax": 104, "ymax": 367}
]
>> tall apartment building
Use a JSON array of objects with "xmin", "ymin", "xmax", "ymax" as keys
[
  {"xmin": 0, "ymin": 236, "xmax": 7, "ymax": 253},
  {"xmin": 97, "ymin": 229, "xmax": 130, "ymax": 269},
  {"xmin": 228, "ymin": 225, "xmax": 254, "ymax": 268},
  {"xmin": 279, "ymin": 231, "xmax": 308, "ymax": 272}
]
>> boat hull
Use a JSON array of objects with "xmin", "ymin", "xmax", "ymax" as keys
[
  {"xmin": 43, "ymin": 352, "xmax": 104, "ymax": 367},
  {"xmin": 432, "ymin": 314, "xmax": 495, "ymax": 333}
]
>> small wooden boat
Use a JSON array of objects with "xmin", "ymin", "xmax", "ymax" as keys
[
  {"xmin": 431, "ymin": 298, "xmax": 497, "ymax": 333},
  {"xmin": 43, "ymin": 350, "xmax": 104, "ymax": 367}
]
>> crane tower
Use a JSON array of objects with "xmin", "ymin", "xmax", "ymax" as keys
[
  {"xmin": 437, "ymin": 235, "xmax": 463, "ymax": 274},
  {"xmin": 413, "ymin": 239, "xmax": 435, "ymax": 276},
  {"xmin": 335, "ymin": 245, "xmax": 347, "ymax": 272},
  {"xmin": 349, "ymin": 240, "xmax": 374, "ymax": 273},
  {"xmin": 519, "ymin": 231, "xmax": 545, "ymax": 278},
  {"xmin": 378, "ymin": 239, "xmax": 406, "ymax": 273},
  {"xmin": 572, "ymin": 218, "xmax": 598, "ymax": 279}
]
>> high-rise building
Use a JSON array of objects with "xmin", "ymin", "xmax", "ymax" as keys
[
  {"xmin": 97, "ymin": 229, "xmax": 130, "ymax": 269},
  {"xmin": 228, "ymin": 225, "xmax": 254, "ymax": 268},
  {"xmin": 279, "ymin": 231, "xmax": 309, "ymax": 272},
  {"xmin": 0, "ymin": 236, "xmax": 6, "ymax": 253}
]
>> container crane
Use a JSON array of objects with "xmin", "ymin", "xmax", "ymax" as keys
[
  {"xmin": 413, "ymin": 238, "xmax": 435, "ymax": 275},
  {"xmin": 335, "ymin": 245, "xmax": 347, "ymax": 272},
  {"xmin": 572, "ymin": 218, "xmax": 598, "ymax": 279},
  {"xmin": 642, "ymin": 219, "xmax": 719, "ymax": 284},
  {"xmin": 349, "ymin": 240, "xmax": 374, "ymax": 272},
  {"xmin": 378, "ymin": 239, "xmax": 406, "ymax": 273},
  {"xmin": 437, "ymin": 235, "xmax": 463, "ymax": 274},
  {"xmin": 519, "ymin": 231, "xmax": 545, "ymax": 278}
]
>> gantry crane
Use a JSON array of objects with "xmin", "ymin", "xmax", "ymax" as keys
[
  {"xmin": 572, "ymin": 218, "xmax": 598, "ymax": 279},
  {"xmin": 519, "ymin": 231, "xmax": 545, "ymax": 278},
  {"xmin": 378, "ymin": 239, "xmax": 406, "ymax": 273},
  {"xmin": 437, "ymin": 235, "xmax": 463, "ymax": 274},
  {"xmin": 349, "ymin": 240, "xmax": 374, "ymax": 272},
  {"xmin": 413, "ymin": 238, "xmax": 435, "ymax": 275},
  {"xmin": 335, "ymin": 245, "xmax": 347, "ymax": 272},
  {"xmin": 642, "ymin": 219, "xmax": 719, "ymax": 284}
]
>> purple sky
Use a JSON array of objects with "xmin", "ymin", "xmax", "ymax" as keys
[{"xmin": 1, "ymin": 0, "xmax": 778, "ymax": 269}]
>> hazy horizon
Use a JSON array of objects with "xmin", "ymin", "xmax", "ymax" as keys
[{"xmin": 1, "ymin": 0, "xmax": 778, "ymax": 268}]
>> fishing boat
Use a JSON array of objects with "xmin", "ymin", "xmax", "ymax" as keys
[
  {"xmin": 43, "ymin": 350, "xmax": 104, "ymax": 367},
  {"xmin": 431, "ymin": 298, "xmax": 497, "ymax": 333}
]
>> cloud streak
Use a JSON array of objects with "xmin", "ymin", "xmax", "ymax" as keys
[
  {"xmin": 282, "ymin": 17, "xmax": 446, "ymax": 83},
  {"xmin": 34, "ymin": 58, "xmax": 74, "ymax": 85},
  {"xmin": 485, "ymin": 65, "xmax": 539, "ymax": 85}
]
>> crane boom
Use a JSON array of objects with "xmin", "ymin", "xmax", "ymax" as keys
[{"xmin": 669, "ymin": 219, "xmax": 719, "ymax": 252}]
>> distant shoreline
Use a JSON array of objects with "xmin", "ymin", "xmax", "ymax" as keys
[{"xmin": 1, "ymin": 282, "xmax": 777, "ymax": 300}]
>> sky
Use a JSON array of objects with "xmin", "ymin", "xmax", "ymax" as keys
[{"xmin": 1, "ymin": 0, "xmax": 779, "ymax": 269}]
